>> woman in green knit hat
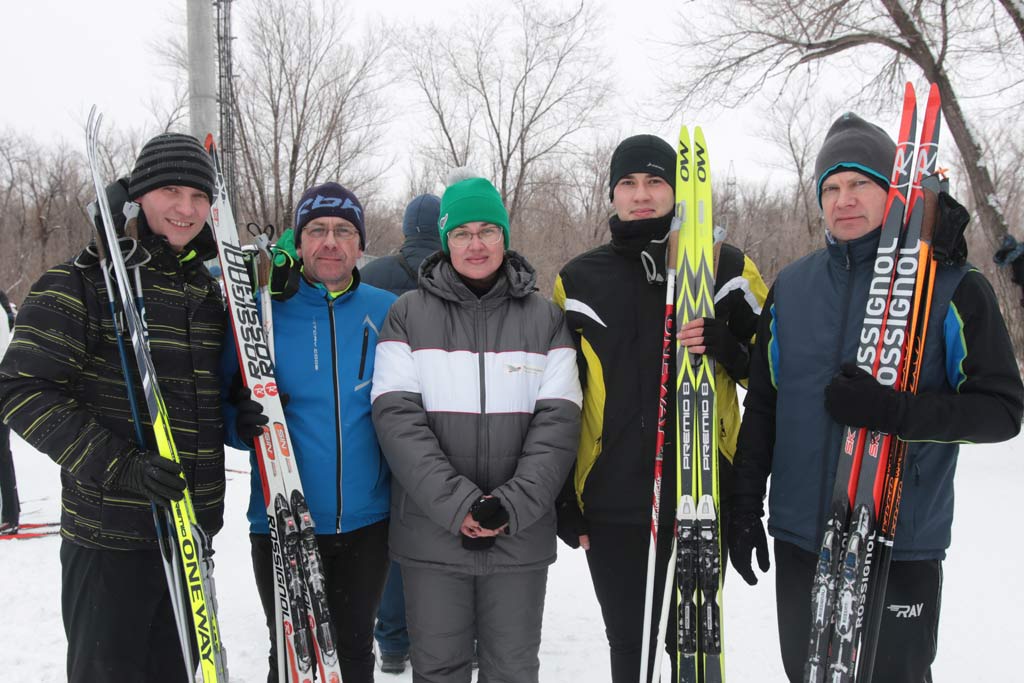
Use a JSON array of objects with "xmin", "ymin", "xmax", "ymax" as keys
[{"xmin": 371, "ymin": 170, "xmax": 582, "ymax": 682}]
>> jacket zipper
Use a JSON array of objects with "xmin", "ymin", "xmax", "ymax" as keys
[
  {"xmin": 476, "ymin": 298, "xmax": 488, "ymax": 571},
  {"xmin": 818, "ymin": 248, "xmax": 856, "ymax": 532},
  {"xmin": 358, "ymin": 328, "xmax": 369, "ymax": 380},
  {"xmin": 328, "ymin": 297, "xmax": 344, "ymax": 533}
]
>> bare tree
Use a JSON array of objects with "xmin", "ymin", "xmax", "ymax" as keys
[
  {"xmin": 394, "ymin": 0, "xmax": 611, "ymax": 229},
  {"xmin": 997, "ymin": 0, "xmax": 1024, "ymax": 47},
  {"xmin": 231, "ymin": 0, "xmax": 392, "ymax": 234},
  {"xmin": 666, "ymin": 0, "xmax": 1020, "ymax": 252}
]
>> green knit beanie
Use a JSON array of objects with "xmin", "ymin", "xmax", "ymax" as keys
[{"xmin": 438, "ymin": 177, "xmax": 510, "ymax": 253}]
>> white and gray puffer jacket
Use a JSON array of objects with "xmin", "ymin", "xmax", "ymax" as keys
[{"xmin": 371, "ymin": 250, "xmax": 582, "ymax": 574}]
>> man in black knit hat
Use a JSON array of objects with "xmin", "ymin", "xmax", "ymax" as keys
[
  {"xmin": 728, "ymin": 112, "xmax": 1023, "ymax": 681},
  {"xmin": 0, "ymin": 132, "xmax": 227, "ymax": 682},
  {"xmin": 553, "ymin": 133, "xmax": 768, "ymax": 683}
]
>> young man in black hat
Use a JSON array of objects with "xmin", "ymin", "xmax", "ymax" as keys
[
  {"xmin": 553, "ymin": 133, "xmax": 768, "ymax": 682},
  {"xmin": 0, "ymin": 133, "xmax": 228, "ymax": 683},
  {"xmin": 728, "ymin": 113, "xmax": 1023, "ymax": 681}
]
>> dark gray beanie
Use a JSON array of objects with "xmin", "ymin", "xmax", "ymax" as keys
[
  {"xmin": 609, "ymin": 134, "xmax": 676, "ymax": 201},
  {"xmin": 128, "ymin": 133, "xmax": 215, "ymax": 202},
  {"xmin": 402, "ymin": 194, "xmax": 441, "ymax": 238},
  {"xmin": 814, "ymin": 113, "xmax": 896, "ymax": 207}
]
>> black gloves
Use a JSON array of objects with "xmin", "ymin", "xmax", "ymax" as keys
[
  {"xmin": 699, "ymin": 317, "xmax": 750, "ymax": 381},
  {"xmin": 555, "ymin": 498, "xmax": 587, "ymax": 549},
  {"xmin": 233, "ymin": 385, "xmax": 269, "ymax": 441},
  {"xmin": 728, "ymin": 510, "xmax": 770, "ymax": 586},
  {"xmin": 462, "ymin": 496, "xmax": 510, "ymax": 551},
  {"xmin": 114, "ymin": 449, "xmax": 186, "ymax": 508},
  {"xmin": 824, "ymin": 363, "xmax": 908, "ymax": 436}
]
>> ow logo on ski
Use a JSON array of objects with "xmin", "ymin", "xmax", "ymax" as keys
[
  {"xmin": 887, "ymin": 603, "xmax": 924, "ymax": 618},
  {"xmin": 678, "ymin": 142, "xmax": 690, "ymax": 182},
  {"xmin": 695, "ymin": 141, "xmax": 708, "ymax": 182}
]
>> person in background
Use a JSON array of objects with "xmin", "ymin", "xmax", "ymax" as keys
[
  {"xmin": 361, "ymin": 192, "xmax": 442, "ymax": 675},
  {"xmin": 0, "ymin": 288, "xmax": 19, "ymax": 534}
]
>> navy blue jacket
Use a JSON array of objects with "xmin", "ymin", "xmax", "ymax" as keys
[
  {"xmin": 734, "ymin": 227, "xmax": 1022, "ymax": 560},
  {"xmin": 361, "ymin": 234, "xmax": 441, "ymax": 296}
]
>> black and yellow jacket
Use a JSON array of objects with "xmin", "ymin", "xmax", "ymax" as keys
[
  {"xmin": 0, "ymin": 229, "xmax": 227, "ymax": 550},
  {"xmin": 553, "ymin": 238, "xmax": 767, "ymax": 527}
]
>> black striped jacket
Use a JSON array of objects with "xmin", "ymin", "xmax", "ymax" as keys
[{"xmin": 0, "ymin": 232, "xmax": 226, "ymax": 550}]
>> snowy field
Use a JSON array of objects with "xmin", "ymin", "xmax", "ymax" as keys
[{"xmin": 2, "ymin": 433, "xmax": 1020, "ymax": 682}]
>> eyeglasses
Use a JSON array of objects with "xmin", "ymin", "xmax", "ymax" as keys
[
  {"xmin": 304, "ymin": 225, "xmax": 360, "ymax": 241},
  {"xmin": 448, "ymin": 226, "xmax": 504, "ymax": 248}
]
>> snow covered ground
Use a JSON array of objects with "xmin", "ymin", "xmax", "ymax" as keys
[{"xmin": 2, "ymin": 433, "xmax": 1020, "ymax": 681}]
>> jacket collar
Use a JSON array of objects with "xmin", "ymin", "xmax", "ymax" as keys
[{"xmin": 826, "ymin": 226, "xmax": 882, "ymax": 269}]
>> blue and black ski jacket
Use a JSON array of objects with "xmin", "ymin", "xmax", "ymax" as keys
[{"xmin": 734, "ymin": 227, "xmax": 1022, "ymax": 560}]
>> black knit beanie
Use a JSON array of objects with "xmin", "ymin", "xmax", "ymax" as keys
[
  {"xmin": 128, "ymin": 133, "xmax": 216, "ymax": 202},
  {"xmin": 814, "ymin": 113, "xmax": 896, "ymax": 207},
  {"xmin": 609, "ymin": 134, "xmax": 676, "ymax": 201}
]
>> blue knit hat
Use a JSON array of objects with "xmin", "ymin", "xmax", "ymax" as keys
[{"xmin": 402, "ymin": 194, "xmax": 441, "ymax": 238}]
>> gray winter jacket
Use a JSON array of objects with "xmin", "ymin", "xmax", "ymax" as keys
[{"xmin": 371, "ymin": 251, "xmax": 582, "ymax": 574}]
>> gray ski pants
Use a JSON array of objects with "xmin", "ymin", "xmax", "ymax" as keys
[{"xmin": 402, "ymin": 564, "xmax": 548, "ymax": 683}]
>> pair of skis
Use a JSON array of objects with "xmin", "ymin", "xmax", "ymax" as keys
[
  {"xmin": 86, "ymin": 108, "xmax": 229, "ymax": 683},
  {"xmin": 642, "ymin": 126, "xmax": 725, "ymax": 683},
  {"xmin": 206, "ymin": 137, "xmax": 342, "ymax": 683},
  {"xmin": 804, "ymin": 82, "xmax": 943, "ymax": 683}
]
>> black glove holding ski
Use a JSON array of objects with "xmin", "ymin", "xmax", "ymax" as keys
[
  {"xmin": 698, "ymin": 317, "xmax": 750, "ymax": 381},
  {"xmin": 228, "ymin": 374, "xmax": 270, "ymax": 442},
  {"xmin": 824, "ymin": 362, "xmax": 908, "ymax": 436},
  {"xmin": 728, "ymin": 509, "xmax": 770, "ymax": 586},
  {"xmin": 114, "ymin": 448, "xmax": 187, "ymax": 508}
]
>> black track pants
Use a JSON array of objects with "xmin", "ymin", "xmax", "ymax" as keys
[
  {"xmin": 61, "ymin": 540, "xmax": 195, "ymax": 683},
  {"xmin": 774, "ymin": 539, "xmax": 941, "ymax": 683},
  {"xmin": 251, "ymin": 518, "xmax": 390, "ymax": 683}
]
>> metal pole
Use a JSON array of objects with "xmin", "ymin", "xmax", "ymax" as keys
[{"xmin": 187, "ymin": 0, "xmax": 219, "ymax": 141}]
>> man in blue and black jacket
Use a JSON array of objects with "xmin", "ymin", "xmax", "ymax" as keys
[
  {"xmin": 729, "ymin": 113, "xmax": 1023, "ymax": 682},
  {"xmin": 224, "ymin": 182, "xmax": 396, "ymax": 683}
]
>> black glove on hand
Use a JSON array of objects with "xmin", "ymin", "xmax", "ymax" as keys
[
  {"xmin": 471, "ymin": 496, "xmax": 510, "ymax": 530},
  {"xmin": 233, "ymin": 385, "xmax": 269, "ymax": 442},
  {"xmin": 700, "ymin": 317, "xmax": 749, "ymax": 381},
  {"xmin": 824, "ymin": 362, "xmax": 907, "ymax": 436},
  {"xmin": 462, "ymin": 496, "xmax": 510, "ymax": 551},
  {"xmin": 115, "ymin": 449, "xmax": 186, "ymax": 508},
  {"xmin": 728, "ymin": 511, "xmax": 770, "ymax": 586},
  {"xmin": 555, "ymin": 498, "xmax": 587, "ymax": 549}
]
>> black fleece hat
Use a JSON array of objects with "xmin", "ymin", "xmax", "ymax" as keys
[
  {"xmin": 814, "ymin": 113, "xmax": 896, "ymax": 207},
  {"xmin": 128, "ymin": 133, "xmax": 216, "ymax": 202},
  {"xmin": 609, "ymin": 134, "xmax": 676, "ymax": 200}
]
